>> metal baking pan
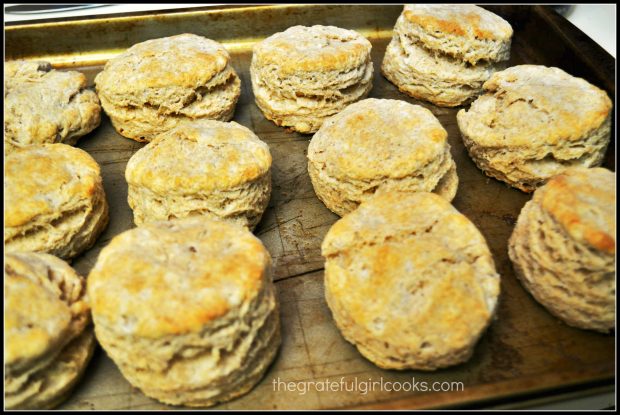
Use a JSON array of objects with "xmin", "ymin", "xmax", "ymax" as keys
[{"xmin": 5, "ymin": 5, "xmax": 615, "ymax": 410}]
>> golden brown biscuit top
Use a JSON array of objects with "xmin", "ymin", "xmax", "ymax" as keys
[
  {"xmin": 87, "ymin": 216, "xmax": 271, "ymax": 338},
  {"xmin": 125, "ymin": 120, "xmax": 271, "ymax": 193},
  {"xmin": 252, "ymin": 25, "xmax": 371, "ymax": 74},
  {"xmin": 95, "ymin": 34, "xmax": 230, "ymax": 94},
  {"xmin": 537, "ymin": 167, "xmax": 616, "ymax": 254},
  {"xmin": 323, "ymin": 192, "xmax": 499, "ymax": 351},
  {"xmin": 459, "ymin": 65, "xmax": 612, "ymax": 148},
  {"xmin": 4, "ymin": 144, "xmax": 102, "ymax": 228},
  {"xmin": 4, "ymin": 252, "xmax": 89, "ymax": 371},
  {"xmin": 308, "ymin": 99, "xmax": 448, "ymax": 180},
  {"xmin": 403, "ymin": 4, "xmax": 513, "ymax": 41}
]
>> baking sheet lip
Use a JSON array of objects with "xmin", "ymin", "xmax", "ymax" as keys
[{"xmin": 2, "ymin": 4, "xmax": 316, "ymax": 29}]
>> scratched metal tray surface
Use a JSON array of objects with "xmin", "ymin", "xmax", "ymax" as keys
[{"xmin": 5, "ymin": 5, "xmax": 615, "ymax": 410}]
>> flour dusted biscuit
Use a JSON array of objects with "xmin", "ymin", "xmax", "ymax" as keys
[
  {"xmin": 457, "ymin": 65, "xmax": 612, "ymax": 192},
  {"xmin": 4, "ymin": 144, "xmax": 109, "ymax": 259},
  {"xmin": 322, "ymin": 192, "xmax": 500, "ymax": 370},
  {"xmin": 509, "ymin": 167, "xmax": 615, "ymax": 332},
  {"xmin": 87, "ymin": 216, "xmax": 280, "ymax": 407},
  {"xmin": 4, "ymin": 60, "xmax": 101, "ymax": 153},
  {"xmin": 5, "ymin": 252, "xmax": 94, "ymax": 409},
  {"xmin": 308, "ymin": 98, "xmax": 457, "ymax": 216},
  {"xmin": 381, "ymin": 5, "xmax": 512, "ymax": 107},
  {"xmin": 95, "ymin": 34, "xmax": 241, "ymax": 142},
  {"xmin": 251, "ymin": 25, "xmax": 373, "ymax": 133},
  {"xmin": 125, "ymin": 119, "xmax": 271, "ymax": 229}
]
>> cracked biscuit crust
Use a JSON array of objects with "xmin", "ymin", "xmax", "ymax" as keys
[
  {"xmin": 308, "ymin": 99, "xmax": 458, "ymax": 216},
  {"xmin": 87, "ymin": 216, "xmax": 280, "ymax": 407},
  {"xmin": 508, "ymin": 167, "xmax": 615, "ymax": 332},
  {"xmin": 125, "ymin": 120, "xmax": 272, "ymax": 229},
  {"xmin": 5, "ymin": 252, "xmax": 94, "ymax": 409},
  {"xmin": 322, "ymin": 192, "xmax": 499, "ymax": 370},
  {"xmin": 4, "ymin": 144, "xmax": 109, "ymax": 259},
  {"xmin": 4, "ymin": 60, "xmax": 101, "ymax": 153},
  {"xmin": 95, "ymin": 34, "xmax": 241, "ymax": 142},
  {"xmin": 457, "ymin": 65, "xmax": 612, "ymax": 192}
]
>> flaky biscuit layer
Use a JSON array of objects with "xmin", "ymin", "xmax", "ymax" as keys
[
  {"xmin": 508, "ymin": 167, "xmax": 615, "ymax": 332},
  {"xmin": 400, "ymin": 4, "xmax": 513, "ymax": 64}
]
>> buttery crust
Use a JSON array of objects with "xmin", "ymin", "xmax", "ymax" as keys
[
  {"xmin": 5, "ymin": 252, "xmax": 94, "ymax": 409},
  {"xmin": 4, "ymin": 60, "xmax": 101, "ymax": 152},
  {"xmin": 4, "ymin": 144, "xmax": 109, "ymax": 259},
  {"xmin": 322, "ymin": 191, "xmax": 500, "ymax": 370},
  {"xmin": 457, "ymin": 65, "xmax": 612, "ymax": 192},
  {"xmin": 308, "ymin": 99, "xmax": 458, "ymax": 216},
  {"xmin": 95, "ymin": 34, "xmax": 241, "ymax": 142},
  {"xmin": 508, "ymin": 167, "xmax": 615, "ymax": 332},
  {"xmin": 87, "ymin": 216, "xmax": 280, "ymax": 407},
  {"xmin": 125, "ymin": 119, "xmax": 272, "ymax": 229},
  {"xmin": 250, "ymin": 25, "xmax": 373, "ymax": 133}
]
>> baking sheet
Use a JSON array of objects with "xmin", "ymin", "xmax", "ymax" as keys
[{"xmin": 5, "ymin": 5, "xmax": 615, "ymax": 409}]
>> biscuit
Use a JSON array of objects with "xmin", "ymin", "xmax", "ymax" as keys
[
  {"xmin": 508, "ymin": 167, "xmax": 615, "ymax": 332},
  {"xmin": 457, "ymin": 65, "xmax": 612, "ymax": 192},
  {"xmin": 95, "ymin": 34, "xmax": 241, "ymax": 142},
  {"xmin": 308, "ymin": 98, "xmax": 458, "ymax": 216},
  {"xmin": 4, "ymin": 144, "xmax": 109, "ymax": 259},
  {"xmin": 5, "ymin": 252, "xmax": 94, "ymax": 409},
  {"xmin": 125, "ymin": 119, "xmax": 272, "ymax": 230},
  {"xmin": 251, "ymin": 25, "xmax": 373, "ymax": 133},
  {"xmin": 322, "ymin": 191, "xmax": 500, "ymax": 370},
  {"xmin": 4, "ymin": 60, "xmax": 101, "ymax": 153},
  {"xmin": 87, "ymin": 216, "xmax": 280, "ymax": 407},
  {"xmin": 381, "ymin": 5, "xmax": 512, "ymax": 107}
]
